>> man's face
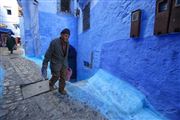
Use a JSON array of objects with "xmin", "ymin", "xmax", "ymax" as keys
[{"xmin": 61, "ymin": 33, "xmax": 69, "ymax": 42}]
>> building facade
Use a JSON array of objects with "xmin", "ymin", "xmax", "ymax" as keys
[
  {"xmin": 17, "ymin": 0, "xmax": 40, "ymax": 56},
  {"xmin": 0, "ymin": 0, "xmax": 20, "ymax": 36},
  {"xmin": 19, "ymin": 0, "xmax": 78, "ymax": 56},
  {"xmin": 77, "ymin": 0, "xmax": 180, "ymax": 120},
  {"xmin": 19, "ymin": 0, "xmax": 180, "ymax": 119}
]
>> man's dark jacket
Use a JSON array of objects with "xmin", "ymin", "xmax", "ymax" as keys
[{"xmin": 42, "ymin": 38, "xmax": 69, "ymax": 75}]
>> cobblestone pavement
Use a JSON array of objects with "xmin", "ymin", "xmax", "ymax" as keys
[{"xmin": 0, "ymin": 47, "xmax": 107, "ymax": 120}]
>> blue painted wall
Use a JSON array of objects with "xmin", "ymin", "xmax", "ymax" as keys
[
  {"xmin": 77, "ymin": 0, "xmax": 180, "ymax": 119},
  {"xmin": 20, "ymin": 0, "xmax": 78, "ymax": 57},
  {"xmin": 20, "ymin": 0, "xmax": 40, "ymax": 57},
  {"xmin": 0, "ymin": 66, "xmax": 4, "ymax": 97},
  {"xmin": 37, "ymin": 0, "xmax": 78, "ymax": 57},
  {"xmin": 38, "ymin": 12, "xmax": 78, "ymax": 56}
]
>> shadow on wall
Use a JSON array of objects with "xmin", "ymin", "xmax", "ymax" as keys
[{"xmin": 68, "ymin": 45, "xmax": 77, "ymax": 82}]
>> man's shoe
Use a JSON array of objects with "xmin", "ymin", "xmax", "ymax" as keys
[
  {"xmin": 49, "ymin": 85, "xmax": 56, "ymax": 91},
  {"xmin": 49, "ymin": 83, "xmax": 56, "ymax": 91},
  {"xmin": 49, "ymin": 81, "xmax": 56, "ymax": 91},
  {"xmin": 59, "ymin": 89, "xmax": 67, "ymax": 95},
  {"xmin": 49, "ymin": 86, "xmax": 56, "ymax": 91}
]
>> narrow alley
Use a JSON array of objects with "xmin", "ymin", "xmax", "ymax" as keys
[
  {"xmin": 0, "ymin": 47, "xmax": 106, "ymax": 120},
  {"xmin": 1, "ymin": 0, "xmax": 180, "ymax": 120}
]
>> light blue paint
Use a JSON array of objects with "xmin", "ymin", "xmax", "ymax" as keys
[
  {"xmin": 67, "ymin": 69, "xmax": 168, "ymax": 120},
  {"xmin": 38, "ymin": 0, "xmax": 57, "ymax": 14},
  {"xmin": 0, "ymin": 66, "xmax": 5, "ymax": 97},
  {"xmin": 21, "ymin": 55, "xmax": 168, "ymax": 119},
  {"xmin": 20, "ymin": 0, "xmax": 40, "ymax": 57},
  {"xmin": 77, "ymin": 0, "xmax": 180, "ymax": 119}
]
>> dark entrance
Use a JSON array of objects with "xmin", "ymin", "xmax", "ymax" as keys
[{"xmin": 68, "ymin": 45, "xmax": 77, "ymax": 82}]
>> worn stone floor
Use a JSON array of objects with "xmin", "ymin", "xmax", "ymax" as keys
[{"xmin": 0, "ymin": 47, "xmax": 106, "ymax": 120}]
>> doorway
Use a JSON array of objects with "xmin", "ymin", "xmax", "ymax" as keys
[{"xmin": 68, "ymin": 45, "xmax": 77, "ymax": 82}]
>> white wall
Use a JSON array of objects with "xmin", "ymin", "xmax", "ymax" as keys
[{"xmin": 0, "ymin": 0, "xmax": 20, "ymax": 36}]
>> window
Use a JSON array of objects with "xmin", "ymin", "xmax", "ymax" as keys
[
  {"xmin": 132, "ymin": 12, "xmax": 139, "ymax": 21},
  {"xmin": 130, "ymin": 10, "xmax": 141, "ymax": 38},
  {"xmin": 61, "ymin": 0, "xmax": 71, "ymax": 12},
  {"xmin": 7, "ymin": 9, "xmax": 12, "ymax": 15},
  {"xmin": 83, "ymin": 51, "xmax": 93, "ymax": 68},
  {"xmin": 158, "ymin": 1, "xmax": 168, "ymax": 12},
  {"xmin": 13, "ymin": 24, "xmax": 20, "ymax": 29},
  {"xmin": 175, "ymin": 0, "xmax": 180, "ymax": 7},
  {"xmin": 83, "ymin": 2, "xmax": 90, "ymax": 31},
  {"xmin": 33, "ymin": 0, "xmax": 39, "ymax": 5}
]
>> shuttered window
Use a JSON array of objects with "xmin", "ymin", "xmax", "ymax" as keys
[
  {"xmin": 83, "ymin": 2, "xmax": 90, "ymax": 31},
  {"xmin": 61, "ymin": 0, "xmax": 71, "ymax": 12},
  {"xmin": 175, "ymin": 0, "xmax": 180, "ymax": 6}
]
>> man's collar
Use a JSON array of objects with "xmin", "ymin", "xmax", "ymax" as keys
[{"xmin": 60, "ymin": 37, "xmax": 68, "ymax": 44}]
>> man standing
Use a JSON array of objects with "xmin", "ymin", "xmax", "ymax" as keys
[{"xmin": 41, "ymin": 28, "xmax": 70, "ymax": 95}]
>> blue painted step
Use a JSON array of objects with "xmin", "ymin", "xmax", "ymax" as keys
[{"xmin": 66, "ymin": 69, "xmax": 168, "ymax": 120}]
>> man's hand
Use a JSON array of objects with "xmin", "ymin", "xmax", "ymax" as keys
[{"xmin": 41, "ymin": 66, "xmax": 48, "ymax": 80}]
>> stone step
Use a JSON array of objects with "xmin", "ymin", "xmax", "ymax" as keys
[{"xmin": 66, "ymin": 69, "xmax": 167, "ymax": 120}]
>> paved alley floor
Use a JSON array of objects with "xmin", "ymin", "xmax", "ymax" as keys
[{"xmin": 0, "ymin": 47, "xmax": 106, "ymax": 120}]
